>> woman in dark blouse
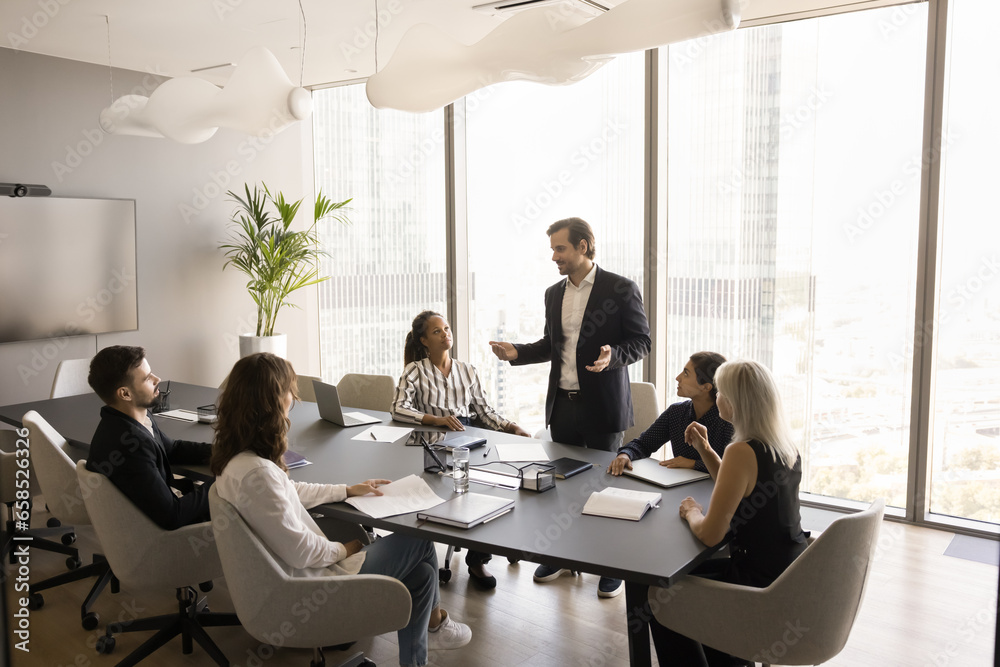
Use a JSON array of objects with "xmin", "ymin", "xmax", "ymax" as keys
[
  {"xmin": 608, "ymin": 351, "xmax": 732, "ymax": 476},
  {"xmin": 630, "ymin": 359, "xmax": 809, "ymax": 666}
]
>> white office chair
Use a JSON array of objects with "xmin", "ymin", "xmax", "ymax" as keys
[
  {"xmin": 209, "ymin": 486, "xmax": 410, "ymax": 667},
  {"xmin": 337, "ymin": 373, "xmax": 396, "ymax": 412},
  {"xmin": 623, "ymin": 381, "xmax": 661, "ymax": 447},
  {"xmin": 50, "ymin": 358, "xmax": 93, "ymax": 398},
  {"xmin": 21, "ymin": 411, "xmax": 116, "ymax": 630},
  {"xmin": 649, "ymin": 499, "xmax": 885, "ymax": 665}
]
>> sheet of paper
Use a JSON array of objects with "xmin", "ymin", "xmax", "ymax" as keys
[
  {"xmin": 344, "ymin": 474, "xmax": 447, "ymax": 519},
  {"xmin": 350, "ymin": 425, "xmax": 413, "ymax": 443},
  {"xmin": 495, "ymin": 442, "xmax": 550, "ymax": 462},
  {"xmin": 154, "ymin": 409, "xmax": 198, "ymax": 422}
]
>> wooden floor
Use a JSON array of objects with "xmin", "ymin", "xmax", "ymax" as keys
[{"xmin": 4, "ymin": 508, "xmax": 997, "ymax": 667}]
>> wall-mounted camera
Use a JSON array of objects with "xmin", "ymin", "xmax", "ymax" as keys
[{"xmin": 0, "ymin": 183, "xmax": 52, "ymax": 198}]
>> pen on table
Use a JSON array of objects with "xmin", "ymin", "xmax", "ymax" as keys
[
  {"xmin": 370, "ymin": 431, "xmax": 378, "ymax": 441},
  {"xmin": 483, "ymin": 446, "xmax": 491, "ymax": 458}
]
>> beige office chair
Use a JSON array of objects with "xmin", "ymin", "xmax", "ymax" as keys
[
  {"xmin": 21, "ymin": 411, "xmax": 115, "ymax": 630},
  {"xmin": 296, "ymin": 373, "xmax": 321, "ymax": 402},
  {"xmin": 623, "ymin": 381, "xmax": 661, "ymax": 446},
  {"xmin": 649, "ymin": 499, "xmax": 885, "ymax": 666},
  {"xmin": 76, "ymin": 462, "xmax": 240, "ymax": 666},
  {"xmin": 337, "ymin": 373, "xmax": 396, "ymax": 412},
  {"xmin": 50, "ymin": 358, "xmax": 93, "ymax": 398},
  {"xmin": 209, "ymin": 486, "xmax": 411, "ymax": 667}
]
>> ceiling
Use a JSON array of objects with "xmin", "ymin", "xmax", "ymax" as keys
[{"xmin": 0, "ymin": 0, "xmax": 905, "ymax": 88}]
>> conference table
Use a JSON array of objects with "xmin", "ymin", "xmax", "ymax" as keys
[{"xmin": 0, "ymin": 382, "xmax": 726, "ymax": 667}]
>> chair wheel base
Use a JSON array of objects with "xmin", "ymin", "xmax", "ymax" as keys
[
  {"xmin": 46, "ymin": 517, "xmax": 60, "ymax": 528},
  {"xmin": 438, "ymin": 567, "xmax": 452, "ymax": 584},
  {"xmin": 28, "ymin": 593, "xmax": 43, "ymax": 610},
  {"xmin": 66, "ymin": 556, "xmax": 82, "ymax": 570},
  {"xmin": 96, "ymin": 635, "xmax": 115, "ymax": 654},
  {"xmin": 61, "ymin": 532, "xmax": 76, "ymax": 546},
  {"xmin": 507, "ymin": 557, "xmax": 520, "ymax": 564},
  {"xmin": 82, "ymin": 612, "xmax": 99, "ymax": 631}
]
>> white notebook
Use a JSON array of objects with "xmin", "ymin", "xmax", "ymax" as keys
[{"xmin": 582, "ymin": 487, "xmax": 662, "ymax": 521}]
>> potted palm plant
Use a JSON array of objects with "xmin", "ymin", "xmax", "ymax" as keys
[{"xmin": 221, "ymin": 184, "xmax": 350, "ymax": 358}]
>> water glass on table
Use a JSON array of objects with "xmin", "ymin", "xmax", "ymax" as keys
[{"xmin": 452, "ymin": 446, "xmax": 470, "ymax": 494}]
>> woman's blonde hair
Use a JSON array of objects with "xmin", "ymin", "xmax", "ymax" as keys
[
  {"xmin": 714, "ymin": 359, "xmax": 799, "ymax": 468},
  {"xmin": 211, "ymin": 352, "xmax": 298, "ymax": 475}
]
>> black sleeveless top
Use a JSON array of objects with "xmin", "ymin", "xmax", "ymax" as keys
[{"xmin": 726, "ymin": 439, "xmax": 809, "ymax": 588}]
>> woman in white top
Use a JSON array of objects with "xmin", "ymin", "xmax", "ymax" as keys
[
  {"xmin": 392, "ymin": 311, "xmax": 530, "ymax": 588},
  {"xmin": 211, "ymin": 352, "xmax": 471, "ymax": 667}
]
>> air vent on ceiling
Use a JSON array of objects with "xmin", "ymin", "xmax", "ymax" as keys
[{"xmin": 472, "ymin": 0, "xmax": 613, "ymax": 17}]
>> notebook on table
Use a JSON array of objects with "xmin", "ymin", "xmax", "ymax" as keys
[
  {"xmin": 582, "ymin": 487, "xmax": 662, "ymax": 521},
  {"xmin": 416, "ymin": 492, "xmax": 514, "ymax": 529},
  {"xmin": 622, "ymin": 457, "xmax": 710, "ymax": 488},
  {"xmin": 313, "ymin": 380, "xmax": 381, "ymax": 427},
  {"xmin": 548, "ymin": 457, "xmax": 594, "ymax": 479}
]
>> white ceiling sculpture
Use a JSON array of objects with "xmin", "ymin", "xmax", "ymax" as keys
[
  {"xmin": 98, "ymin": 46, "xmax": 312, "ymax": 144},
  {"xmin": 366, "ymin": 0, "xmax": 742, "ymax": 112}
]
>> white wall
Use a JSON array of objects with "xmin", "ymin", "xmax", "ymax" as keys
[{"xmin": 0, "ymin": 48, "xmax": 319, "ymax": 406}]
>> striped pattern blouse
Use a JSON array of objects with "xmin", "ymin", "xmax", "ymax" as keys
[{"xmin": 391, "ymin": 358, "xmax": 511, "ymax": 432}]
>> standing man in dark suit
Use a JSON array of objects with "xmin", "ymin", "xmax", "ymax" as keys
[
  {"xmin": 489, "ymin": 217, "xmax": 650, "ymax": 598},
  {"xmin": 86, "ymin": 345, "xmax": 212, "ymax": 530}
]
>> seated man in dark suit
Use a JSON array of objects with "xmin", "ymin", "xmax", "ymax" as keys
[{"xmin": 86, "ymin": 345, "xmax": 212, "ymax": 529}]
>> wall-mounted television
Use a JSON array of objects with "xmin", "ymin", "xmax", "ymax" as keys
[{"xmin": 0, "ymin": 196, "xmax": 138, "ymax": 344}]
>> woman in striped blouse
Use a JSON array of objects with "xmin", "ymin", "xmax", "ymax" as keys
[{"xmin": 392, "ymin": 310, "xmax": 530, "ymax": 589}]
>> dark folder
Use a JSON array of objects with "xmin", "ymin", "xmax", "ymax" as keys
[
  {"xmin": 416, "ymin": 493, "xmax": 514, "ymax": 529},
  {"xmin": 548, "ymin": 457, "xmax": 594, "ymax": 479}
]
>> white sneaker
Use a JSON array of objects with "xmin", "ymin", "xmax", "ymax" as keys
[{"xmin": 428, "ymin": 611, "xmax": 472, "ymax": 650}]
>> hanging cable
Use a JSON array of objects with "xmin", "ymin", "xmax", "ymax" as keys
[
  {"xmin": 297, "ymin": 0, "xmax": 306, "ymax": 87},
  {"xmin": 105, "ymin": 15, "xmax": 114, "ymax": 105}
]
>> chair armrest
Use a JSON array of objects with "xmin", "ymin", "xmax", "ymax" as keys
[
  {"xmin": 241, "ymin": 573, "xmax": 412, "ymax": 648},
  {"xmin": 649, "ymin": 576, "xmax": 783, "ymax": 662}
]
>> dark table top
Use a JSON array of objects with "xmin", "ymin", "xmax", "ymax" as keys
[{"xmin": 0, "ymin": 383, "xmax": 722, "ymax": 587}]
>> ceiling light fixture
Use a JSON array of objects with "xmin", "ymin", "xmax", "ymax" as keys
[
  {"xmin": 367, "ymin": 0, "xmax": 741, "ymax": 113},
  {"xmin": 99, "ymin": 4, "xmax": 313, "ymax": 144}
]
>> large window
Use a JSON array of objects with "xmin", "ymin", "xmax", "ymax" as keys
[
  {"xmin": 313, "ymin": 84, "xmax": 446, "ymax": 384},
  {"xmin": 465, "ymin": 53, "xmax": 646, "ymax": 435},
  {"xmin": 662, "ymin": 6, "xmax": 928, "ymax": 508},
  {"xmin": 928, "ymin": 0, "xmax": 1000, "ymax": 524}
]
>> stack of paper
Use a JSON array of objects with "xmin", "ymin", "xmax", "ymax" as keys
[{"xmin": 344, "ymin": 474, "xmax": 446, "ymax": 519}]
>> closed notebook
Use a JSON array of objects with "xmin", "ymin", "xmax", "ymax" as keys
[
  {"xmin": 548, "ymin": 457, "xmax": 594, "ymax": 479},
  {"xmin": 416, "ymin": 493, "xmax": 514, "ymax": 529},
  {"xmin": 623, "ymin": 457, "xmax": 710, "ymax": 488},
  {"xmin": 582, "ymin": 487, "xmax": 662, "ymax": 521}
]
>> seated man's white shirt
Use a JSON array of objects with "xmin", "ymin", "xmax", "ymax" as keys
[{"xmin": 215, "ymin": 451, "xmax": 366, "ymax": 577}]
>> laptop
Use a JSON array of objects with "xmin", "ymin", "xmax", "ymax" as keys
[
  {"xmin": 622, "ymin": 457, "xmax": 710, "ymax": 489},
  {"xmin": 313, "ymin": 380, "xmax": 381, "ymax": 427}
]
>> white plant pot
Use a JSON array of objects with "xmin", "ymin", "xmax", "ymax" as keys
[{"xmin": 239, "ymin": 333, "xmax": 287, "ymax": 359}]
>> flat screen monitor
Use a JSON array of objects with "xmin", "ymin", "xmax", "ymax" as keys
[{"xmin": 0, "ymin": 196, "xmax": 138, "ymax": 344}]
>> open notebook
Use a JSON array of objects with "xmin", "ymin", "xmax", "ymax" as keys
[{"xmin": 582, "ymin": 487, "xmax": 662, "ymax": 521}]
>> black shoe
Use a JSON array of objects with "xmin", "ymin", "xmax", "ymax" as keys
[
  {"xmin": 468, "ymin": 564, "xmax": 497, "ymax": 590},
  {"xmin": 533, "ymin": 564, "xmax": 573, "ymax": 582},
  {"xmin": 598, "ymin": 577, "xmax": 623, "ymax": 598}
]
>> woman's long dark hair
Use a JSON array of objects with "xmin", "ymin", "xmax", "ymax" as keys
[
  {"xmin": 211, "ymin": 352, "xmax": 298, "ymax": 475},
  {"xmin": 404, "ymin": 310, "xmax": 442, "ymax": 366},
  {"xmin": 689, "ymin": 351, "xmax": 727, "ymax": 401}
]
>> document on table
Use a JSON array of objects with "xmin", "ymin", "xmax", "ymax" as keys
[
  {"xmin": 351, "ymin": 425, "xmax": 413, "ymax": 444},
  {"xmin": 154, "ymin": 409, "xmax": 198, "ymax": 422},
  {"xmin": 495, "ymin": 442, "xmax": 550, "ymax": 462},
  {"xmin": 344, "ymin": 474, "xmax": 447, "ymax": 519}
]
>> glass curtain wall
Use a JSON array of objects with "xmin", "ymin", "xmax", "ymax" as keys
[
  {"xmin": 661, "ymin": 6, "xmax": 928, "ymax": 508},
  {"xmin": 928, "ymin": 0, "xmax": 1000, "ymax": 524},
  {"xmin": 464, "ymin": 53, "xmax": 646, "ymax": 435},
  {"xmin": 313, "ymin": 84, "xmax": 446, "ymax": 385}
]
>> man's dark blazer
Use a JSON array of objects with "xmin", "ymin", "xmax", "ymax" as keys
[
  {"xmin": 87, "ymin": 405, "xmax": 212, "ymax": 530},
  {"xmin": 512, "ymin": 265, "xmax": 651, "ymax": 434}
]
